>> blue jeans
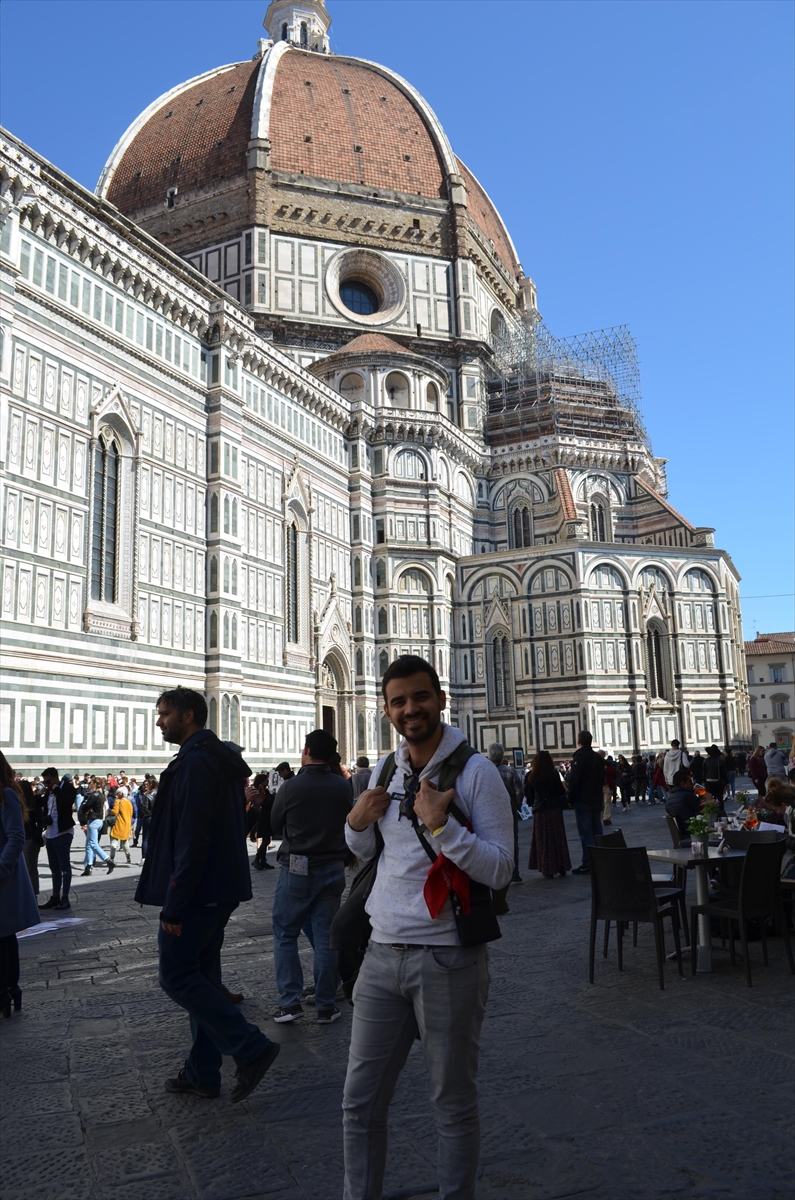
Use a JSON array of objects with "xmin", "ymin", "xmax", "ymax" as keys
[
  {"xmin": 272, "ymin": 861, "xmax": 346, "ymax": 1010},
  {"xmin": 84, "ymin": 819, "xmax": 108, "ymax": 866},
  {"xmin": 573, "ymin": 805, "xmax": 602, "ymax": 869},
  {"xmin": 158, "ymin": 903, "xmax": 272, "ymax": 1090},
  {"xmin": 726, "ymin": 770, "xmax": 736, "ymax": 798},
  {"xmin": 45, "ymin": 830, "xmax": 73, "ymax": 898},
  {"xmin": 140, "ymin": 816, "xmax": 153, "ymax": 858}
]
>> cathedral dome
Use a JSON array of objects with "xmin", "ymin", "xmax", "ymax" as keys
[{"xmin": 96, "ymin": 8, "xmax": 521, "ymax": 280}]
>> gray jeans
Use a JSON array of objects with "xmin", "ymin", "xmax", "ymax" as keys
[{"xmin": 342, "ymin": 940, "xmax": 489, "ymax": 1200}]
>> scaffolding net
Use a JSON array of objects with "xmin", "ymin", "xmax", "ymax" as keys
[{"xmin": 486, "ymin": 320, "xmax": 647, "ymax": 448}]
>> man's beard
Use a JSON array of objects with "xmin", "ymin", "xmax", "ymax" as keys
[{"xmin": 400, "ymin": 711, "xmax": 440, "ymax": 744}]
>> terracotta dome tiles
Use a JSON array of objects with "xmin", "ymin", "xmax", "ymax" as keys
[
  {"xmin": 106, "ymin": 59, "xmax": 261, "ymax": 212},
  {"xmin": 269, "ymin": 54, "xmax": 447, "ymax": 197}
]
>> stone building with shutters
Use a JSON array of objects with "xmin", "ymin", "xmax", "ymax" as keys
[{"xmin": 0, "ymin": 0, "xmax": 751, "ymax": 770}]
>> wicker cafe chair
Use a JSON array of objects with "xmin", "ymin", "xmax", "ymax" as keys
[
  {"xmin": 587, "ymin": 845, "xmax": 683, "ymax": 990},
  {"xmin": 595, "ymin": 829, "xmax": 689, "ymax": 947},
  {"xmin": 690, "ymin": 839, "xmax": 795, "ymax": 987}
]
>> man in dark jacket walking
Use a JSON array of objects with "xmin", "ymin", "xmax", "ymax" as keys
[
  {"xmin": 270, "ymin": 728, "xmax": 352, "ymax": 1025},
  {"xmin": 135, "ymin": 688, "xmax": 279, "ymax": 1103},
  {"xmin": 567, "ymin": 731, "xmax": 606, "ymax": 874}
]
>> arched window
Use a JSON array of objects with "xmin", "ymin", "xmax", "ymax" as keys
[
  {"xmin": 221, "ymin": 694, "xmax": 230, "ymax": 740},
  {"xmin": 210, "ymin": 493, "xmax": 219, "ymax": 533},
  {"xmin": 231, "ymin": 614, "xmax": 238, "ymax": 650},
  {"xmin": 380, "ymin": 714, "xmax": 392, "ymax": 750},
  {"xmin": 354, "ymin": 606, "xmax": 362, "ymax": 633},
  {"xmin": 353, "ymin": 556, "xmax": 362, "ymax": 587},
  {"xmin": 232, "ymin": 499, "xmax": 238, "ymax": 538},
  {"xmin": 223, "ymin": 496, "xmax": 230, "ymax": 534},
  {"xmin": 286, "ymin": 523, "xmax": 299, "ymax": 643},
  {"xmin": 209, "ymin": 610, "xmax": 218, "ymax": 648},
  {"xmin": 357, "ymin": 711, "xmax": 366, "ymax": 750},
  {"xmin": 492, "ymin": 633, "xmax": 511, "ymax": 708},
  {"xmin": 300, "ymin": 20, "xmax": 308, "ymax": 47},
  {"xmin": 590, "ymin": 500, "xmax": 609, "ymax": 542},
  {"xmin": 209, "ymin": 696, "xmax": 218, "ymax": 733},
  {"xmin": 356, "ymin": 648, "xmax": 364, "ymax": 676},
  {"xmin": 223, "ymin": 557, "xmax": 230, "ymax": 592},
  {"xmin": 223, "ymin": 612, "xmax": 230, "ymax": 649},
  {"xmin": 646, "ymin": 624, "xmax": 668, "ymax": 700},
  {"xmin": 339, "ymin": 372, "xmax": 365, "ymax": 402},
  {"xmin": 378, "ymin": 607, "xmax": 388, "ymax": 634},
  {"xmin": 379, "ymin": 649, "xmax": 389, "ymax": 677},
  {"xmin": 231, "ymin": 696, "xmax": 240, "ymax": 742},
  {"xmin": 281, "ymin": 21, "xmax": 288, "ymax": 40},
  {"xmin": 91, "ymin": 435, "xmax": 119, "ymax": 602},
  {"xmin": 426, "ymin": 382, "xmax": 439, "ymax": 410},
  {"xmin": 511, "ymin": 505, "xmax": 532, "ymax": 549},
  {"xmin": 394, "ymin": 450, "xmax": 426, "ymax": 479},
  {"xmin": 231, "ymin": 560, "xmax": 238, "ymax": 595},
  {"xmin": 490, "ymin": 309, "xmax": 508, "ymax": 350},
  {"xmin": 385, "ymin": 372, "xmax": 410, "ymax": 408},
  {"xmin": 210, "ymin": 556, "xmax": 218, "ymax": 591}
]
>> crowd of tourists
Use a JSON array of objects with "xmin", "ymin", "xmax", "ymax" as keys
[{"xmin": 1, "ymin": 658, "xmax": 794, "ymax": 1200}]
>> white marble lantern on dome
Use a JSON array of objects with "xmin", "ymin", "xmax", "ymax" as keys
[{"xmin": 264, "ymin": 0, "xmax": 331, "ymax": 52}]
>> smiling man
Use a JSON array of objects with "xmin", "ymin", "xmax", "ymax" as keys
[
  {"xmin": 342, "ymin": 655, "xmax": 514, "ymax": 1200},
  {"xmin": 135, "ymin": 687, "xmax": 279, "ymax": 1104}
]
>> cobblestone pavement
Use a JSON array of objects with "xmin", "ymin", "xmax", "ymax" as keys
[{"xmin": 2, "ymin": 788, "xmax": 793, "ymax": 1200}]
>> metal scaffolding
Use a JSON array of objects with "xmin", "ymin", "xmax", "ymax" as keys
[{"xmin": 486, "ymin": 320, "xmax": 647, "ymax": 448}]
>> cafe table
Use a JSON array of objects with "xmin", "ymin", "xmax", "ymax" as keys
[{"xmin": 646, "ymin": 847, "xmax": 747, "ymax": 973}]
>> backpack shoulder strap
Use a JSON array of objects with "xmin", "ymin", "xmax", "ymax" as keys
[
  {"xmin": 377, "ymin": 752, "xmax": 398, "ymax": 790},
  {"xmin": 438, "ymin": 743, "xmax": 478, "ymax": 792}
]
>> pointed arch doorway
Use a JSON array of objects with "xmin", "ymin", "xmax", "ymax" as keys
[{"xmin": 320, "ymin": 656, "xmax": 351, "ymax": 759}]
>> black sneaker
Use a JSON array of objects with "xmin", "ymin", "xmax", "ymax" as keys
[
  {"xmin": 572, "ymin": 865, "xmax": 590, "ymax": 875},
  {"xmin": 164, "ymin": 1068, "xmax": 220, "ymax": 1099},
  {"xmin": 300, "ymin": 985, "xmax": 316, "ymax": 1006},
  {"xmin": 316, "ymin": 1007, "xmax": 341, "ymax": 1025},
  {"xmin": 230, "ymin": 1042, "xmax": 280, "ymax": 1104},
  {"xmin": 272, "ymin": 1004, "xmax": 303, "ymax": 1023}
]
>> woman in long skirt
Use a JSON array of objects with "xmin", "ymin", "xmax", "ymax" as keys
[
  {"xmin": 0, "ymin": 752, "xmax": 41, "ymax": 1017},
  {"xmin": 526, "ymin": 750, "xmax": 571, "ymax": 878}
]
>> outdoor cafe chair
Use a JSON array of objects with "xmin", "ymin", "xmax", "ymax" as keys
[
  {"xmin": 587, "ymin": 845, "xmax": 683, "ymax": 990},
  {"xmin": 596, "ymin": 829, "xmax": 689, "ymax": 946},
  {"xmin": 690, "ymin": 839, "xmax": 795, "ymax": 987}
]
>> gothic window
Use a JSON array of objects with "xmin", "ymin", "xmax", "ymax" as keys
[
  {"xmin": 223, "ymin": 612, "xmax": 230, "ymax": 649},
  {"xmin": 378, "ymin": 607, "xmax": 388, "ymax": 634},
  {"xmin": 376, "ymin": 558, "xmax": 386, "ymax": 588},
  {"xmin": 210, "ymin": 493, "xmax": 219, "ymax": 533},
  {"xmin": 232, "ymin": 499, "xmax": 238, "ymax": 537},
  {"xmin": 209, "ymin": 611, "xmax": 218, "ymax": 648},
  {"xmin": 491, "ymin": 633, "xmax": 511, "ymax": 708},
  {"xmin": 231, "ymin": 561, "xmax": 238, "ymax": 595},
  {"xmin": 223, "ymin": 496, "xmax": 230, "ymax": 534},
  {"xmin": 231, "ymin": 614, "xmax": 238, "ymax": 651},
  {"xmin": 356, "ymin": 648, "xmax": 364, "ymax": 675},
  {"xmin": 394, "ymin": 450, "xmax": 426, "ymax": 479},
  {"xmin": 379, "ymin": 649, "xmax": 389, "ymax": 677},
  {"xmin": 353, "ymin": 556, "xmax": 361, "ymax": 587},
  {"xmin": 357, "ymin": 711, "xmax": 366, "ymax": 749},
  {"xmin": 210, "ymin": 556, "xmax": 218, "ymax": 592},
  {"xmin": 91, "ymin": 434, "xmax": 119, "ymax": 602},
  {"xmin": 209, "ymin": 696, "xmax": 218, "ymax": 732},
  {"xmin": 223, "ymin": 557, "xmax": 230, "ymax": 592},
  {"xmin": 221, "ymin": 694, "xmax": 230, "ymax": 739},
  {"xmin": 286, "ymin": 523, "xmax": 299, "ymax": 643},
  {"xmin": 355, "ymin": 606, "xmax": 362, "ymax": 633},
  {"xmin": 590, "ymin": 499, "xmax": 609, "ymax": 542},
  {"xmin": 646, "ymin": 624, "xmax": 668, "ymax": 700},
  {"xmin": 380, "ymin": 714, "xmax": 392, "ymax": 750},
  {"xmin": 511, "ymin": 504, "xmax": 532, "ymax": 549},
  {"xmin": 385, "ymin": 372, "xmax": 410, "ymax": 408},
  {"xmin": 231, "ymin": 696, "xmax": 240, "ymax": 742},
  {"xmin": 300, "ymin": 21, "xmax": 308, "ymax": 47},
  {"xmin": 281, "ymin": 22, "xmax": 287, "ymax": 41}
]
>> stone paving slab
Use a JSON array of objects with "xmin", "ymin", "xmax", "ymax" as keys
[{"xmin": 1, "ymin": 790, "xmax": 793, "ymax": 1199}]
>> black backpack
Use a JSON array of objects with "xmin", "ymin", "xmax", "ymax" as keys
[{"xmin": 329, "ymin": 743, "xmax": 501, "ymax": 1000}]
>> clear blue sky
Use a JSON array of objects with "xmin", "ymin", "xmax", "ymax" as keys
[{"xmin": 2, "ymin": 0, "xmax": 792, "ymax": 635}]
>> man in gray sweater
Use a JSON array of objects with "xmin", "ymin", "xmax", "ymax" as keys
[{"xmin": 342, "ymin": 655, "xmax": 513, "ymax": 1200}]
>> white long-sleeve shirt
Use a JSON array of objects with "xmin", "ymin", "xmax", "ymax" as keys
[{"xmin": 344, "ymin": 724, "xmax": 514, "ymax": 945}]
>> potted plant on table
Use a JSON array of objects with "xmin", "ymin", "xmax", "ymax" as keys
[
  {"xmin": 686, "ymin": 814, "xmax": 711, "ymax": 857},
  {"xmin": 701, "ymin": 794, "xmax": 719, "ymax": 829}
]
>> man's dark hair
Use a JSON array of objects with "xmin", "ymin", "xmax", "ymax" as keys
[
  {"xmin": 305, "ymin": 729, "xmax": 337, "ymax": 763},
  {"xmin": 382, "ymin": 654, "xmax": 441, "ymax": 701},
  {"xmin": 671, "ymin": 739, "xmax": 680, "ymax": 748},
  {"xmin": 578, "ymin": 730, "xmax": 593, "ymax": 748},
  {"xmin": 156, "ymin": 687, "xmax": 207, "ymax": 728},
  {"xmin": 276, "ymin": 762, "xmax": 292, "ymax": 775},
  {"xmin": 672, "ymin": 767, "xmax": 691, "ymax": 787},
  {"xmin": 769, "ymin": 742, "xmax": 777, "ymax": 749},
  {"xmin": 356, "ymin": 756, "xmax": 370, "ymax": 769},
  {"xmin": 42, "ymin": 767, "xmax": 59, "ymax": 781}
]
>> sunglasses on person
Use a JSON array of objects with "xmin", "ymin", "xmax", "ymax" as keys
[{"xmin": 398, "ymin": 772, "xmax": 421, "ymax": 821}]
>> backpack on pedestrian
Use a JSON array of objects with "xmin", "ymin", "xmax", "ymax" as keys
[{"xmin": 330, "ymin": 742, "xmax": 502, "ymax": 1000}]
